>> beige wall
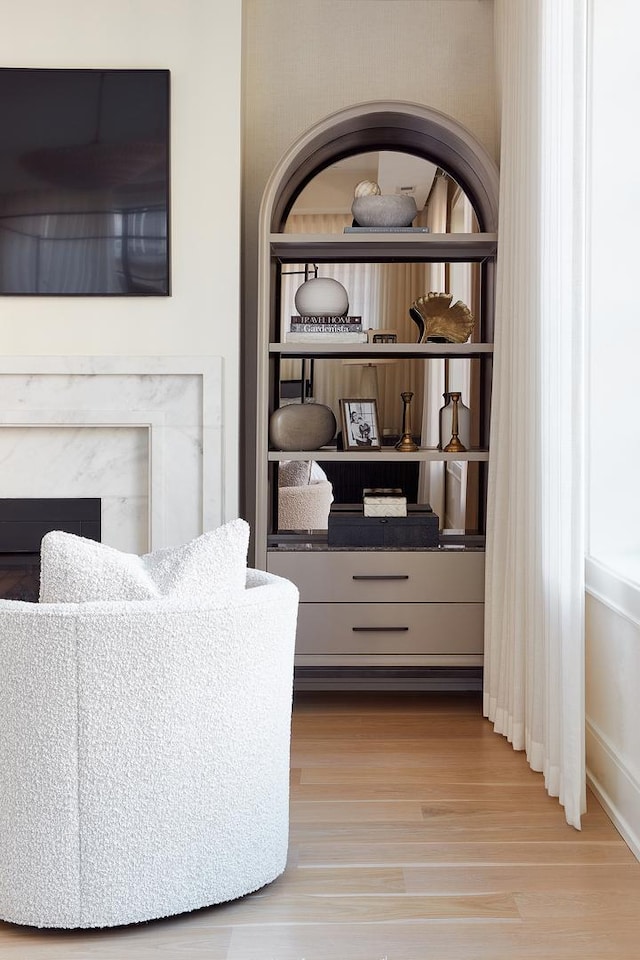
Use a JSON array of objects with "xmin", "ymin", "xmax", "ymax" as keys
[
  {"xmin": 242, "ymin": 0, "xmax": 497, "ymax": 224},
  {"xmin": 0, "ymin": 0, "xmax": 243, "ymax": 516}
]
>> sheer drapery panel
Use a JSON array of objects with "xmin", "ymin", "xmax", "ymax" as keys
[{"xmin": 485, "ymin": 0, "xmax": 586, "ymax": 828}]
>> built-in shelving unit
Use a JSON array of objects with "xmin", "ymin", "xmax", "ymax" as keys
[{"xmin": 247, "ymin": 101, "xmax": 500, "ymax": 688}]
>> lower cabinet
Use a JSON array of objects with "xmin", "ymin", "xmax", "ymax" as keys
[{"xmin": 267, "ymin": 550, "xmax": 485, "ymax": 667}]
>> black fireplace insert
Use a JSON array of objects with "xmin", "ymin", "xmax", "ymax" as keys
[{"xmin": 0, "ymin": 498, "xmax": 101, "ymax": 601}]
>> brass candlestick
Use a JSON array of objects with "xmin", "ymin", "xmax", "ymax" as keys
[
  {"xmin": 443, "ymin": 391, "xmax": 467, "ymax": 453},
  {"xmin": 395, "ymin": 391, "xmax": 419, "ymax": 452}
]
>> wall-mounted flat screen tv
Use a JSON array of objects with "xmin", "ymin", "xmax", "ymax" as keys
[{"xmin": 0, "ymin": 68, "xmax": 170, "ymax": 296}]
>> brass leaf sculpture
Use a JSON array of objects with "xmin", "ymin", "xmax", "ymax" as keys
[{"xmin": 409, "ymin": 292, "xmax": 475, "ymax": 344}]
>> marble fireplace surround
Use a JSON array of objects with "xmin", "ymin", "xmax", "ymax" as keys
[{"xmin": 0, "ymin": 357, "xmax": 223, "ymax": 554}]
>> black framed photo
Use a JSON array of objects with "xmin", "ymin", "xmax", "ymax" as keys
[{"xmin": 340, "ymin": 398, "xmax": 381, "ymax": 450}]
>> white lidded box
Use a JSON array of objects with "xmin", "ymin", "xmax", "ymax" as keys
[{"xmin": 363, "ymin": 487, "xmax": 407, "ymax": 517}]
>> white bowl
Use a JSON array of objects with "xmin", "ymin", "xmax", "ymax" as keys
[{"xmin": 351, "ymin": 195, "xmax": 418, "ymax": 228}]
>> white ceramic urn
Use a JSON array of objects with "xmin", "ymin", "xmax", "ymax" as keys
[{"xmin": 294, "ymin": 277, "xmax": 349, "ymax": 317}]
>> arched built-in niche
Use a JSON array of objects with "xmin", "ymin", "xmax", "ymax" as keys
[
  {"xmin": 259, "ymin": 100, "xmax": 499, "ymax": 236},
  {"xmin": 251, "ymin": 101, "xmax": 500, "ymax": 563}
]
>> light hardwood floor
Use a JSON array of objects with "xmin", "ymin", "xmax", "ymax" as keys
[{"xmin": 2, "ymin": 691, "xmax": 640, "ymax": 959}]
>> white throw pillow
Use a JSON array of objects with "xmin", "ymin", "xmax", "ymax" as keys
[
  {"xmin": 279, "ymin": 460, "xmax": 329, "ymax": 487},
  {"xmin": 39, "ymin": 519, "xmax": 250, "ymax": 604},
  {"xmin": 278, "ymin": 460, "xmax": 312, "ymax": 488},
  {"xmin": 309, "ymin": 461, "xmax": 330, "ymax": 485}
]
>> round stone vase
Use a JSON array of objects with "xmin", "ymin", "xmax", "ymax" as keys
[
  {"xmin": 294, "ymin": 278, "xmax": 349, "ymax": 317},
  {"xmin": 351, "ymin": 194, "xmax": 417, "ymax": 228},
  {"xmin": 269, "ymin": 402, "xmax": 337, "ymax": 451}
]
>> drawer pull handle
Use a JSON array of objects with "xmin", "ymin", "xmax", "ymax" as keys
[
  {"xmin": 352, "ymin": 626, "xmax": 409, "ymax": 633},
  {"xmin": 352, "ymin": 574, "xmax": 409, "ymax": 581}
]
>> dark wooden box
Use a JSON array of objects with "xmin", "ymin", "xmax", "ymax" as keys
[{"xmin": 327, "ymin": 504, "xmax": 439, "ymax": 548}]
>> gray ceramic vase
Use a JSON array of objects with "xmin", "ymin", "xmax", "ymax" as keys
[
  {"xmin": 269, "ymin": 403, "xmax": 336, "ymax": 451},
  {"xmin": 351, "ymin": 194, "xmax": 417, "ymax": 227}
]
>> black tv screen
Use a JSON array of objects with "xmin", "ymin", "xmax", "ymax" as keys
[{"xmin": 0, "ymin": 68, "xmax": 170, "ymax": 296}]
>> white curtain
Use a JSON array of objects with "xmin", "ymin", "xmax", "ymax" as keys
[{"xmin": 485, "ymin": 0, "xmax": 587, "ymax": 828}]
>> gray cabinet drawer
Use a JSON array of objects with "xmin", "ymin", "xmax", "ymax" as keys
[
  {"xmin": 268, "ymin": 550, "xmax": 484, "ymax": 603},
  {"xmin": 295, "ymin": 602, "xmax": 484, "ymax": 655}
]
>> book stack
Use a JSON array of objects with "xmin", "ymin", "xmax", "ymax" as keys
[{"xmin": 285, "ymin": 315, "xmax": 368, "ymax": 343}]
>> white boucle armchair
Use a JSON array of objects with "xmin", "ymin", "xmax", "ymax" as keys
[{"xmin": 0, "ymin": 569, "xmax": 299, "ymax": 929}]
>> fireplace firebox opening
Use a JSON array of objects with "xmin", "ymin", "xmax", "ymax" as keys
[{"xmin": 0, "ymin": 499, "xmax": 101, "ymax": 602}]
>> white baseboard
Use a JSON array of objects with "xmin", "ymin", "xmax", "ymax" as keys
[{"xmin": 586, "ymin": 718, "xmax": 640, "ymax": 862}]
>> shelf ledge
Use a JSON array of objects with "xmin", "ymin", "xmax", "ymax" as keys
[
  {"xmin": 270, "ymin": 342, "xmax": 494, "ymax": 358},
  {"xmin": 268, "ymin": 448, "xmax": 489, "ymax": 462},
  {"xmin": 270, "ymin": 232, "xmax": 497, "ymax": 263}
]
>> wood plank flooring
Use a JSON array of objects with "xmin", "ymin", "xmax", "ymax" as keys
[{"xmin": 2, "ymin": 691, "xmax": 639, "ymax": 959}]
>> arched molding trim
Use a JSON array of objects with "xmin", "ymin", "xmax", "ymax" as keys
[{"xmin": 259, "ymin": 100, "xmax": 499, "ymax": 234}]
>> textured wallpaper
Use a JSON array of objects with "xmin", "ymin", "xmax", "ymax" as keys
[{"xmin": 242, "ymin": 0, "xmax": 497, "ymax": 230}]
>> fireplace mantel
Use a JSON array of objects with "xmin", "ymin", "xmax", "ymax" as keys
[{"xmin": 0, "ymin": 357, "xmax": 223, "ymax": 553}]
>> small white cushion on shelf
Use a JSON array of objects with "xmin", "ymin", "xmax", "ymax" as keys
[
  {"xmin": 277, "ymin": 461, "xmax": 333, "ymax": 530},
  {"xmin": 278, "ymin": 460, "xmax": 330, "ymax": 488},
  {"xmin": 309, "ymin": 461, "xmax": 331, "ymax": 484},
  {"xmin": 279, "ymin": 460, "xmax": 312, "ymax": 487},
  {"xmin": 39, "ymin": 519, "xmax": 250, "ymax": 604}
]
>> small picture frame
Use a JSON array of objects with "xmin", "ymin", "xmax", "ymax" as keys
[
  {"xmin": 368, "ymin": 328, "xmax": 398, "ymax": 344},
  {"xmin": 340, "ymin": 398, "xmax": 381, "ymax": 450}
]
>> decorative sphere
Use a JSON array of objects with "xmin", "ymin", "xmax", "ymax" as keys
[
  {"xmin": 352, "ymin": 194, "xmax": 418, "ymax": 228},
  {"xmin": 294, "ymin": 277, "xmax": 349, "ymax": 317},
  {"xmin": 354, "ymin": 179, "xmax": 381, "ymax": 198}
]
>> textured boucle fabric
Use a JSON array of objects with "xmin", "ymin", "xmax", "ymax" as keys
[
  {"xmin": 39, "ymin": 518, "xmax": 249, "ymax": 603},
  {"xmin": 278, "ymin": 481, "xmax": 334, "ymax": 530},
  {"xmin": 278, "ymin": 461, "xmax": 333, "ymax": 530},
  {"xmin": 0, "ymin": 570, "xmax": 298, "ymax": 928},
  {"xmin": 278, "ymin": 460, "xmax": 330, "ymax": 487}
]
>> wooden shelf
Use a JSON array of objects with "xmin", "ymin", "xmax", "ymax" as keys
[
  {"xmin": 270, "ymin": 232, "xmax": 497, "ymax": 264},
  {"xmin": 270, "ymin": 341, "xmax": 494, "ymax": 359},
  {"xmin": 268, "ymin": 447, "xmax": 489, "ymax": 463}
]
